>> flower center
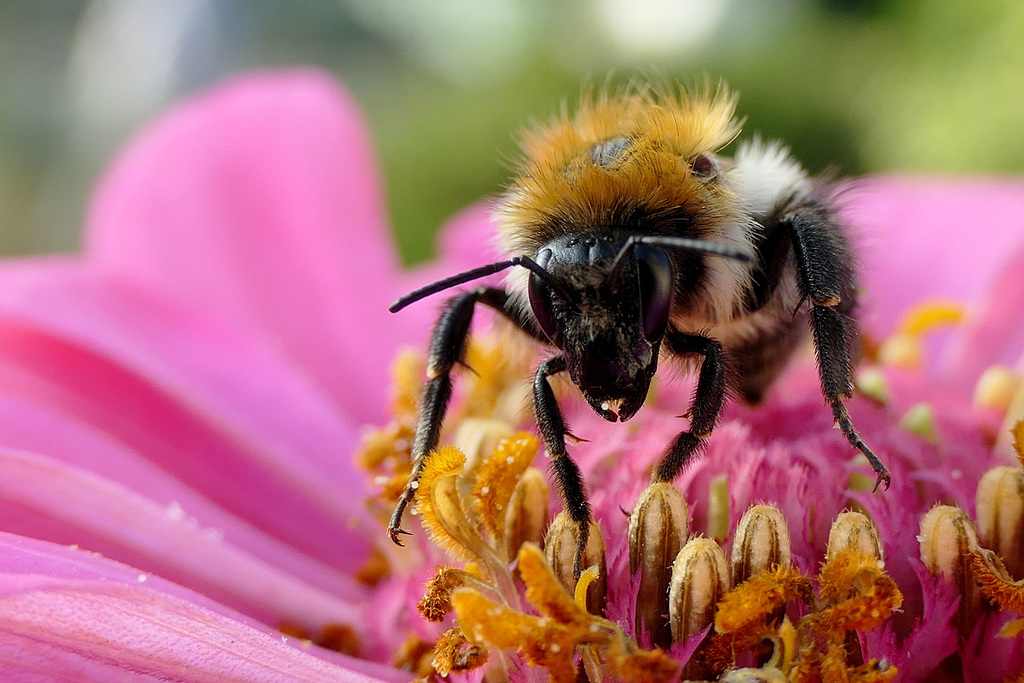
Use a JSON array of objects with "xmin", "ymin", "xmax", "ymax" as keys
[{"xmin": 356, "ymin": 306, "xmax": 1024, "ymax": 680}]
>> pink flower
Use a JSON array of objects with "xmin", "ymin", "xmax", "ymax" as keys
[
  {"xmin": 0, "ymin": 70, "xmax": 427, "ymax": 681},
  {"xmin": 0, "ymin": 68, "xmax": 1022, "ymax": 681}
]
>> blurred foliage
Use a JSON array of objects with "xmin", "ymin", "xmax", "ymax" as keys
[{"xmin": 0, "ymin": 0, "xmax": 1022, "ymax": 264}]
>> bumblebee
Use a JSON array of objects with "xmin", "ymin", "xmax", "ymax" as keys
[{"xmin": 387, "ymin": 84, "xmax": 890, "ymax": 574}]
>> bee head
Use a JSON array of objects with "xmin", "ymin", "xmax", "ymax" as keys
[
  {"xmin": 528, "ymin": 231, "xmax": 674, "ymax": 422},
  {"xmin": 388, "ymin": 232, "xmax": 748, "ymax": 423}
]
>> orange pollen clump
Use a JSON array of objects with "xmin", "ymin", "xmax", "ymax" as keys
[{"xmin": 431, "ymin": 627, "xmax": 488, "ymax": 677}]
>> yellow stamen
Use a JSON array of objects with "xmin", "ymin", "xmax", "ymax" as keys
[
  {"xmin": 471, "ymin": 433, "xmax": 540, "ymax": 542},
  {"xmin": 1015, "ymin": 419, "xmax": 1024, "ymax": 462},
  {"xmin": 460, "ymin": 336, "xmax": 532, "ymax": 422},
  {"xmin": 451, "ymin": 417, "xmax": 515, "ymax": 482},
  {"xmin": 502, "ymin": 467, "xmax": 550, "ymax": 561},
  {"xmin": 976, "ymin": 466, "xmax": 1024, "ymax": 578},
  {"xmin": 715, "ymin": 564, "xmax": 811, "ymax": 635},
  {"xmin": 392, "ymin": 635, "xmax": 436, "ymax": 678},
  {"xmin": 877, "ymin": 301, "xmax": 965, "ymax": 370},
  {"xmin": 819, "ymin": 648, "xmax": 897, "ymax": 683},
  {"xmin": 356, "ymin": 350, "xmax": 423, "ymax": 507},
  {"xmin": 731, "ymin": 504, "xmax": 792, "ymax": 585},
  {"xmin": 414, "ymin": 446, "xmax": 492, "ymax": 563},
  {"xmin": 354, "ymin": 545, "xmax": 390, "ymax": 586},
  {"xmin": 574, "ymin": 565, "xmax": 601, "ymax": 611},
  {"xmin": 431, "ymin": 627, "xmax": 488, "ymax": 677},
  {"xmin": 452, "ymin": 543, "xmax": 679, "ymax": 682},
  {"xmin": 826, "ymin": 511, "xmax": 884, "ymax": 565},
  {"xmin": 544, "ymin": 514, "xmax": 607, "ymax": 615},
  {"xmin": 1017, "ymin": 418, "xmax": 1024, "ymax": 466},
  {"xmin": 418, "ymin": 566, "xmax": 468, "ymax": 622},
  {"xmin": 669, "ymin": 537, "xmax": 730, "ymax": 645},
  {"xmin": 629, "ymin": 482, "xmax": 689, "ymax": 648},
  {"xmin": 775, "ymin": 617, "xmax": 797, "ymax": 675},
  {"xmin": 877, "ymin": 334, "xmax": 923, "ymax": 369},
  {"xmin": 919, "ymin": 504, "xmax": 983, "ymax": 634},
  {"xmin": 969, "ymin": 549, "xmax": 1024, "ymax": 612},
  {"xmin": 999, "ymin": 618, "xmax": 1024, "ymax": 638},
  {"xmin": 814, "ymin": 550, "xmax": 903, "ymax": 630},
  {"xmin": 707, "ymin": 474, "xmax": 730, "ymax": 542},
  {"xmin": 898, "ymin": 301, "xmax": 965, "ymax": 336},
  {"xmin": 973, "ymin": 366, "xmax": 1022, "ymax": 413}
]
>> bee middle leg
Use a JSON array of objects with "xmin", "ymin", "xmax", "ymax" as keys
[
  {"xmin": 533, "ymin": 354, "xmax": 592, "ymax": 578},
  {"xmin": 653, "ymin": 331, "xmax": 727, "ymax": 483},
  {"xmin": 388, "ymin": 286, "xmax": 545, "ymax": 545}
]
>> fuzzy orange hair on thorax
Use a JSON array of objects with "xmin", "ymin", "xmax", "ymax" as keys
[{"xmin": 499, "ymin": 85, "xmax": 742, "ymax": 254}]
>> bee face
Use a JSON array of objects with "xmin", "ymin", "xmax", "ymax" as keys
[{"xmin": 527, "ymin": 230, "xmax": 676, "ymax": 421}]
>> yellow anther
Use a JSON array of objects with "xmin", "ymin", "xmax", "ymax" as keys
[
  {"xmin": 897, "ymin": 301, "xmax": 965, "ymax": 336},
  {"xmin": 879, "ymin": 301, "xmax": 966, "ymax": 370},
  {"xmin": 973, "ymin": 366, "xmax": 1022, "ymax": 414},
  {"xmin": 877, "ymin": 334, "xmax": 923, "ymax": 369},
  {"xmin": 707, "ymin": 474, "xmax": 730, "ymax": 542},
  {"xmin": 574, "ymin": 565, "xmax": 601, "ymax": 611}
]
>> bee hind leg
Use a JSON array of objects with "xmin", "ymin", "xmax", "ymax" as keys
[
  {"xmin": 654, "ymin": 331, "xmax": 727, "ymax": 483},
  {"xmin": 784, "ymin": 208, "xmax": 891, "ymax": 490},
  {"xmin": 388, "ymin": 286, "xmax": 542, "ymax": 545},
  {"xmin": 810, "ymin": 303, "xmax": 891, "ymax": 491}
]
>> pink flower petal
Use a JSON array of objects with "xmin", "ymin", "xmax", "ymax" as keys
[
  {"xmin": 0, "ymin": 534, "xmax": 410, "ymax": 682},
  {"xmin": 0, "ymin": 579, "xmax": 402, "ymax": 682},
  {"xmin": 0, "ymin": 447, "xmax": 366, "ymax": 633},
  {"xmin": 435, "ymin": 201, "xmax": 504, "ymax": 271},
  {"xmin": 0, "ymin": 261, "xmax": 375, "ymax": 571},
  {"xmin": 846, "ymin": 177, "xmax": 1024, "ymax": 337},
  {"xmin": 942, "ymin": 243, "xmax": 1024, "ymax": 388},
  {"xmin": 0, "ymin": 387, "xmax": 363, "ymax": 602},
  {"xmin": 86, "ymin": 70, "xmax": 410, "ymax": 426},
  {"xmin": 865, "ymin": 564, "xmax": 959, "ymax": 682},
  {"xmin": 393, "ymin": 202, "xmax": 508, "ymax": 343}
]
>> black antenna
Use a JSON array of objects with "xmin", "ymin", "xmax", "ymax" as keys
[
  {"xmin": 610, "ymin": 234, "xmax": 751, "ymax": 276},
  {"xmin": 389, "ymin": 255, "xmax": 576, "ymax": 313}
]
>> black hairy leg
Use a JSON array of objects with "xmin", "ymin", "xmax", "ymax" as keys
[
  {"xmin": 533, "ymin": 354, "xmax": 592, "ymax": 579},
  {"xmin": 785, "ymin": 207, "xmax": 891, "ymax": 490},
  {"xmin": 388, "ymin": 286, "xmax": 546, "ymax": 545},
  {"xmin": 654, "ymin": 331, "xmax": 727, "ymax": 483}
]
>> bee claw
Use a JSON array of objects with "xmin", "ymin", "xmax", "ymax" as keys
[
  {"xmin": 565, "ymin": 431, "xmax": 589, "ymax": 445},
  {"xmin": 388, "ymin": 526, "xmax": 412, "ymax": 546}
]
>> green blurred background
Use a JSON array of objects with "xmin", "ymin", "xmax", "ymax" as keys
[{"xmin": 1, "ymin": 0, "xmax": 1021, "ymax": 265}]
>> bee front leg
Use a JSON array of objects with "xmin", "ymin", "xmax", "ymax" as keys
[
  {"xmin": 784, "ymin": 209, "xmax": 891, "ymax": 490},
  {"xmin": 654, "ymin": 331, "xmax": 727, "ymax": 483},
  {"xmin": 388, "ymin": 286, "xmax": 538, "ymax": 545},
  {"xmin": 533, "ymin": 355, "xmax": 591, "ymax": 578}
]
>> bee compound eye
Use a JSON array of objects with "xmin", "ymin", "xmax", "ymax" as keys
[
  {"xmin": 635, "ymin": 245, "xmax": 674, "ymax": 341},
  {"xmin": 528, "ymin": 271, "xmax": 562, "ymax": 344},
  {"xmin": 691, "ymin": 153, "xmax": 717, "ymax": 178}
]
